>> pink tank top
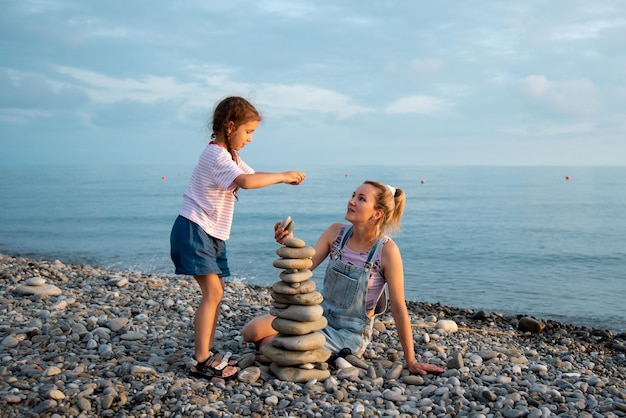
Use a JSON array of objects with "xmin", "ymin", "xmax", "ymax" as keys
[{"xmin": 330, "ymin": 225, "xmax": 388, "ymax": 311}]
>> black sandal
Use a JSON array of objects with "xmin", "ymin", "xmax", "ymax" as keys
[
  {"xmin": 211, "ymin": 351, "xmax": 238, "ymax": 370},
  {"xmin": 189, "ymin": 352, "xmax": 239, "ymax": 380}
]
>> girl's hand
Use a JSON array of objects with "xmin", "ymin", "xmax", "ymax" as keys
[
  {"xmin": 283, "ymin": 171, "xmax": 306, "ymax": 185},
  {"xmin": 274, "ymin": 221, "xmax": 293, "ymax": 244},
  {"xmin": 407, "ymin": 360, "xmax": 445, "ymax": 376}
]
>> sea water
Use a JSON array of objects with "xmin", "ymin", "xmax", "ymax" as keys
[{"xmin": 1, "ymin": 164, "xmax": 624, "ymax": 333}]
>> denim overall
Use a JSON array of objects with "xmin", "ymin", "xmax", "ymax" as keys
[{"xmin": 320, "ymin": 225, "xmax": 387, "ymax": 357}]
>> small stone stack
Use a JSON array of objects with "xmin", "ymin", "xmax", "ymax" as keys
[
  {"xmin": 14, "ymin": 277, "xmax": 62, "ymax": 297},
  {"xmin": 261, "ymin": 217, "xmax": 331, "ymax": 382}
]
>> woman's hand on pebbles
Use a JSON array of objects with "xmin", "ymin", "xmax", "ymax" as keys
[
  {"xmin": 283, "ymin": 171, "xmax": 306, "ymax": 185},
  {"xmin": 407, "ymin": 360, "xmax": 445, "ymax": 376},
  {"xmin": 274, "ymin": 221, "xmax": 293, "ymax": 244}
]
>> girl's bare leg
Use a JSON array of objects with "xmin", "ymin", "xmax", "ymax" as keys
[{"xmin": 193, "ymin": 274, "xmax": 224, "ymax": 362}]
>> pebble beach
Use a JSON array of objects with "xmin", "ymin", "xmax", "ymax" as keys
[{"xmin": 1, "ymin": 254, "xmax": 625, "ymax": 417}]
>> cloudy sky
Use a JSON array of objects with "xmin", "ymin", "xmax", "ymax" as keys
[{"xmin": 1, "ymin": 1, "xmax": 625, "ymax": 168}]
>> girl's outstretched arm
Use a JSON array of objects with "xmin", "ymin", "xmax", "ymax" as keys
[{"xmin": 235, "ymin": 171, "xmax": 305, "ymax": 189}]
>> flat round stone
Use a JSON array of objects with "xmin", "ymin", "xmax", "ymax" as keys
[
  {"xmin": 518, "ymin": 317, "xmax": 545, "ymax": 334},
  {"xmin": 262, "ymin": 345, "xmax": 331, "ymax": 366},
  {"xmin": 272, "ymin": 279, "xmax": 316, "ymax": 295},
  {"xmin": 270, "ymin": 304, "xmax": 324, "ymax": 322},
  {"xmin": 272, "ymin": 331, "xmax": 326, "ymax": 351},
  {"xmin": 284, "ymin": 220, "xmax": 295, "ymax": 233},
  {"xmin": 435, "ymin": 319, "xmax": 458, "ymax": 332},
  {"xmin": 271, "ymin": 290, "xmax": 323, "ymax": 306},
  {"xmin": 280, "ymin": 215, "xmax": 292, "ymax": 229},
  {"xmin": 273, "ymin": 258, "xmax": 313, "ymax": 270},
  {"xmin": 276, "ymin": 246, "xmax": 315, "ymax": 259},
  {"xmin": 279, "ymin": 270, "xmax": 313, "ymax": 283},
  {"xmin": 283, "ymin": 237, "xmax": 305, "ymax": 248},
  {"xmin": 25, "ymin": 277, "xmax": 46, "ymax": 286},
  {"xmin": 272, "ymin": 316, "xmax": 328, "ymax": 335},
  {"xmin": 14, "ymin": 284, "xmax": 62, "ymax": 296},
  {"xmin": 269, "ymin": 363, "xmax": 331, "ymax": 382}
]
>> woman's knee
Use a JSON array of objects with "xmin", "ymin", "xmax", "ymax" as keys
[
  {"xmin": 241, "ymin": 317, "xmax": 262, "ymax": 341},
  {"xmin": 241, "ymin": 321, "xmax": 254, "ymax": 341},
  {"xmin": 242, "ymin": 315, "xmax": 274, "ymax": 341}
]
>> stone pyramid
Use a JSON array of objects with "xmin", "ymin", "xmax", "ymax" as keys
[{"xmin": 261, "ymin": 217, "xmax": 331, "ymax": 382}]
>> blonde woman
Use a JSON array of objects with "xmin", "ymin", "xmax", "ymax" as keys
[{"xmin": 242, "ymin": 180, "xmax": 444, "ymax": 376}]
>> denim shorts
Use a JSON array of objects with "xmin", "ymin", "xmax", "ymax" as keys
[
  {"xmin": 170, "ymin": 215, "xmax": 230, "ymax": 277},
  {"xmin": 320, "ymin": 315, "xmax": 372, "ymax": 357}
]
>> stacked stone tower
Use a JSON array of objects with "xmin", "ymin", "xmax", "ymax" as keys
[{"xmin": 261, "ymin": 217, "xmax": 331, "ymax": 382}]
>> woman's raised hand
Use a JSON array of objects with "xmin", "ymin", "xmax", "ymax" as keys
[{"xmin": 274, "ymin": 221, "xmax": 293, "ymax": 244}]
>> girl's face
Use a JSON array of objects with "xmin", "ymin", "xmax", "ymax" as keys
[
  {"xmin": 345, "ymin": 184, "xmax": 381, "ymax": 224},
  {"xmin": 227, "ymin": 120, "xmax": 259, "ymax": 150}
]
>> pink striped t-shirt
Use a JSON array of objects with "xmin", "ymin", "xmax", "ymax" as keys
[{"xmin": 179, "ymin": 143, "xmax": 254, "ymax": 241}]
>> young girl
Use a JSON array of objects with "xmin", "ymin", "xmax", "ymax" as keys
[
  {"xmin": 170, "ymin": 96, "xmax": 306, "ymax": 379},
  {"xmin": 242, "ymin": 180, "xmax": 445, "ymax": 376}
]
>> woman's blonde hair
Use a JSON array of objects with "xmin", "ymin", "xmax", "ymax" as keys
[{"xmin": 364, "ymin": 180, "xmax": 406, "ymax": 238}]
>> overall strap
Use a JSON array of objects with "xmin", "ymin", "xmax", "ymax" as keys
[
  {"xmin": 364, "ymin": 236, "xmax": 385, "ymax": 268},
  {"xmin": 336, "ymin": 225, "xmax": 353, "ymax": 257},
  {"xmin": 368, "ymin": 235, "xmax": 389, "ymax": 316}
]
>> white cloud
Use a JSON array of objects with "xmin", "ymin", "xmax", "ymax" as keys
[
  {"xmin": 385, "ymin": 95, "xmax": 448, "ymax": 115},
  {"xmin": 551, "ymin": 18, "xmax": 626, "ymax": 41},
  {"xmin": 340, "ymin": 16, "xmax": 376, "ymax": 26},
  {"xmin": 409, "ymin": 58, "xmax": 442, "ymax": 74},
  {"xmin": 0, "ymin": 108, "xmax": 52, "ymax": 124},
  {"xmin": 257, "ymin": 0, "xmax": 316, "ymax": 18},
  {"xmin": 0, "ymin": 67, "xmax": 89, "ymax": 113},
  {"xmin": 257, "ymin": 84, "xmax": 372, "ymax": 119},
  {"xmin": 435, "ymin": 83, "xmax": 472, "ymax": 97},
  {"xmin": 523, "ymin": 75, "xmax": 550, "ymax": 98},
  {"xmin": 52, "ymin": 66, "xmax": 371, "ymax": 120},
  {"xmin": 56, "ymin": 66, "xmax": 201, "ymax": 104},
  {"xmin": 16, "ymin": 0, "xmax": 62, "ymax": 13},
  {"xmin": 520, "ymin": 75, "xmax": 599, "ymax": 116},
  {"xmin": 472, "ymin": 28, "xmax": 520, "ymax": 59},
  {"xmin": 88, "ymin": 26, "xmax": 134, "ymax": 40},
  {"xmin": 500, "ymin": 122, "xmax": 594, "ymax": 137},
  {"xmin": 384, "ymin": 57, "xmax": 443, "ymax": 78}
]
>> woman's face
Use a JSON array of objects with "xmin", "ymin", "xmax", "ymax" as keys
[{"xmin": 345, "ymin": 183, "xmax": 380, "ymax": 223}]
